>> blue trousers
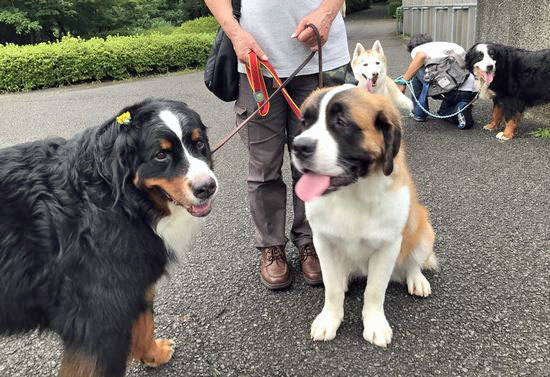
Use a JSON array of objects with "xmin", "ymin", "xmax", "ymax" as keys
[{"xmin": 411, "ymin": 68, "xmax": 476, "ymax": 125}]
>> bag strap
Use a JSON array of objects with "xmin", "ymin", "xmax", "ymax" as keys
[
  {"xmin": 232, "ymin": 0, "xmax": 241, "ymax": 20},
  {"xmin": 245, "ymin": 51, "xmax": 302, "ymax": 119}
]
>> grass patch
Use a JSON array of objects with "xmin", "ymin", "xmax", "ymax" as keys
[{"xmin": 530, "ymin": 127, "xmax": 550, "ymax": 139}]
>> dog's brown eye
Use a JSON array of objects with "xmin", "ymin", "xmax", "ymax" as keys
[
  {"xmin": 376, "ymin": 61, "xmax": 380, "ymax": 65},
  {"xmin": 363, "ymin": 63, "xmax": 368, "ymax": 67},
  {"xmin": 196, "ymin": 141, "xmax": 205, "ymax": 150},
  {"xmin": 155, "ymin": 151, "xmax": 168, "ymax": 161}
]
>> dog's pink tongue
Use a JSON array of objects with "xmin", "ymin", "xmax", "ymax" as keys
[
  {"xmin": 366, "ymin": 78, "xmax": 374, "ymax": 92},
  {"xmin": 296, "ymin": 173, "xmax": 331, "ymax": 202},
  {"xmin": 481, "ymin": 71, "xmax": 494, "ymax": 84}
]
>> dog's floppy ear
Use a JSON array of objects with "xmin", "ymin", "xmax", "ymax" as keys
[
  {"xmin": 353, "ymin": 43, "xmax": 365, "ymax": 60},
  {"xmin": 464, "ymin": 44, "xmax": 477, "ymax": 72},
  {"xmin": 375, "ymin": 104, "xmax": 402, "ymax": 176},
  {"xmin": 372, "ymin": 40, "xmax": 384, "ymax": 56}
]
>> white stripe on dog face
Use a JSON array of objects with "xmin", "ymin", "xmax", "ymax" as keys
[
  {"xmin": 159, "ymin": 109, "xmax": 217, "ymax": 189},
  {"xmin": 294, "ymin": 84, "xmax": 355, "ymax": 176},
  {"xmin": 160, "ymin": 110, "xmax": 182, "ymax": 139},
  {"xmin": 475, "ymin": 44, "xmax": 496, "ymax": 72}
]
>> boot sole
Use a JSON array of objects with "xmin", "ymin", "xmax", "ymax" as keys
[{"xmin": 303, "ymin": 275, "xmax": 323, "ymax": 286}]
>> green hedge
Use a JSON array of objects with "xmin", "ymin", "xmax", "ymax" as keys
[
  {"xmin": 0, "ymin": 18, "xmax": 218, "ymax": 93},
  {"xmin": 389, "ymin": 1, "xmax": 403, "ymax": 18},
  {"xmin": 346, "ymin": 0, "xmax": 372, "ymax": 13},
  {"xmin": 176, "ymin": 16, "xmax": 220, "ymax": 35}
]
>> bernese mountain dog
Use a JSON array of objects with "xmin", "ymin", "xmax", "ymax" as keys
[
  {"xmin": 465, "ymin": 43, "xmax": 550, "ymax": 140},
  {"xmin": 0, "ymin": 99, "xmax": 217, "ymax": 376}
]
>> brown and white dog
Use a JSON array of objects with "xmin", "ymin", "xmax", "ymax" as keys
[
  {"xmin": 352, "ymin": 41, "xmax": 413, "ymax": 111},
  {"xmin": 292, "ymin": 85, "xmax": 437, "ymax": 347}
]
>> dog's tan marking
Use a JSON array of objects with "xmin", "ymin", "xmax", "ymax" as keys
[
  {"xmin": 133, "ymin": 173, "xmax": 171, "ymax": 215},
  {"xmin": 143, "ymin": 176, "xmax": 194, "ymax": 206},
  {"xmin": 345, "ymin": 91, "xmax": 435, "ymax": 276},
  {"xmin": 191, "ymin": 128, "xmax": 201, "ymax": 142},
  {"xmin": 130, "ymin": 286, "xmax": 175, "ymax": 368},
  {"xmin": 484, "ymin": 103, "xmax": 503, "ymax": 131},
  {"xmin": 500, "ymin": 115, "xmax": 520, "ymax": 140},
  {"xmin": 159, "ymin": 139, "xmax": 172, "ymax": 150},
  {"xmin": 59, "ymin": 351, "xmax": 101, "ymax": 377},
  {"xmin": 348, "ymin": 91, "xmax": 403, "ymax": 176}
]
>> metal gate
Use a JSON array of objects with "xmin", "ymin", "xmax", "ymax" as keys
[{"xmin": 399, "ymin": 0, "xmax": 478, "ymax": 49}]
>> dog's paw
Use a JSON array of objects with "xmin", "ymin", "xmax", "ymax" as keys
[
  {"xmin": 142, "ymin": 339, "xmax": 175, "ymax": 367},
  {"xmin": 406, "ymin": 272, "xmax": 431, "ymax": 297},
  {"xmin": 496, "ymin": 132, "xmax": 511, "ymax": 141},
  {"xmin": 483, "ymin": 123, "xmax": 497, "ymax": 131},
  {"xmin": 362, "ymin": 312, "xmax": 392, "ymax": 348},
  {"xmin": 311, "ymin": 311, "xmax": 342, "ymax": 341}
]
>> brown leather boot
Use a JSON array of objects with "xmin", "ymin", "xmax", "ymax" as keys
[
  {"xmin": 259, "ymin": 246, "xmax": 291, "ymax": 290},
  {"xmin": 299, "ymin": 243, "xmax": 323, "ymax": 285}
]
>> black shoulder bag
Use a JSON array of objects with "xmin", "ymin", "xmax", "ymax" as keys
[{"xmin": 204, "ymin": 0, "xmax": 241, "ymax": 102}]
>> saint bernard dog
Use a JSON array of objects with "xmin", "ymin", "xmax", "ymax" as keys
[
  {"xmin": 465, "ymin": 43, "xmax": 550, "ymax": 140},
  {"xmin": 352, "ymin": 40, "xmax": 414, "ymax": 111},
  {"xmin": 292, "ymin": 85, "xmax": 437, "ymax": 347},
  {"xmin": 0, "ymin": 99, "xmax": 217, "ymax": 376}
]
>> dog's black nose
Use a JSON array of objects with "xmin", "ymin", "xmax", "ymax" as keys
[
  {"xmin": 486, "ymin": 64, "xmax": 494, "ymax": 72},
  {"xmin": 372, "ymin": 72, "xmax": 379, "ymax": 78},
  {"xmin": 292, "ymin": 137, "xmax": 317, "ymax": 159},
  {"xmin": 192, "ymin": 177, "xmax": 217, "ymax": 200}
]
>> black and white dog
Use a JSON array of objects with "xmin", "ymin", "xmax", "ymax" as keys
[
  {"xmin": 465, "ymin": 43, "xmax": 550, "ymax": 140},
  {"xmin": 0, "ymin": 99, "xmax": 217, "ymax": 376}
]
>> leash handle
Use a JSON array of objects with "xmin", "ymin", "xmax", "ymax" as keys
[
  {"xmin": 308, "ymin": 23, "xmax": 323, "ymax": 88},
  {"xmin": 245, "ymin": 51, "xmax": 302, "ymax": 119},
  {"xmin": 212, "ymin": 24, "xmax": 323, "ymax": 153}
]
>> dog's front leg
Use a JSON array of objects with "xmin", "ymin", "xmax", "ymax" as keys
[
  {"xmin": 311, "ymin": 234, "xmax": 345, "ymax": 341},
  {"xmin": 130, "ymin": 286, "xmax": 175, "ymax": 367},
  {"xmin": 362, "ymin": 237, "xmax": 401, "ymax": 347}
]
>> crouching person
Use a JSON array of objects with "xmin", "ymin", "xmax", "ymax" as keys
[{"xmin": 397, "ymin": 34, "xmax": 478, "ymax": 129}]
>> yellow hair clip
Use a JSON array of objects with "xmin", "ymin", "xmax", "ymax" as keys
[{"xmin": 116, "ymin": 112, "xmax": 131, "ymax": 126}]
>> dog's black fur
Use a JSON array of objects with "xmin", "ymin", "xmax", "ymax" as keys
[
  {"xmin": 0, "ymin": 99, "xmax": 213, "ymax": 376},
  {"xmin": 465, "ymin": 43, "xmax": 550, "ymax": 119}
]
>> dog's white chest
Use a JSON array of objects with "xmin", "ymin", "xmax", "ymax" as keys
[
  {"xmin": 155, "ymin": 203, "xmax": 201, "ymax": 256},
  {"xmin": 306, "ymin": 178, "xmax": 410, "ymax": 248}
]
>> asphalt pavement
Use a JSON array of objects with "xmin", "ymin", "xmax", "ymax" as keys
[{"xmin": 0, "ymin": 4, "xmax": 549, "ymax": 377}]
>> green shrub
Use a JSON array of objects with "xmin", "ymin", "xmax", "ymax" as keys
[
  {"xmin": 346, "ymin": 0, "xmax": 372, "ymax": 13},
  {"xmin": 177, "ymin": 17, "xmax": 220, "ymax": 35},
  {"xmin": 389, "ymin": 1, "xmax": 403, "ymax": 18},
  {"xmin": 0, "ymin": 32, "xmax": 215, "ymax": 93}
]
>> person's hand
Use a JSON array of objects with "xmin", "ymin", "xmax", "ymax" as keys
[
  {"xmin": 397, "ymin": 84, "xmax": 406, "ymax": 94},
  {"xmin": 292, "ymin": 6, "xmax": 335, "ymax": 51},
  {"xmin": 230, "ymin": 29, "xmax": 268, "ymax": 64}
]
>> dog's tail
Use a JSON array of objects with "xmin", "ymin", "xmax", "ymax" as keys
[{"xmin": 386, "ymin": 77, "xmax": 414, "ymax": 111}]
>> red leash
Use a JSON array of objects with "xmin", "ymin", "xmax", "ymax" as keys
[
  {"xmin": 212, "ymin": 24, "xmax": 323, "ymax": 153},
  {"xmin": 245, "ymin": 51, "xmax": 302, "ymax": 119}
]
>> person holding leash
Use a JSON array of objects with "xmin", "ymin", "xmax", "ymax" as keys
[
  {"xmin": 397, "ymin": 34, "xmax": 478, "ymax": 129},
  {"xmin": 204, "ymin": 0, "xmax": 349, "ymax": 289}
]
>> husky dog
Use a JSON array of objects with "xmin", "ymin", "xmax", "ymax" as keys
[{"xmin": 352, "ymin": 40, "xmax": 413, "ymax": 111}]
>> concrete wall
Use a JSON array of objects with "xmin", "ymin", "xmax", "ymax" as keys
[{"xmin": 476, "ymin": 0, "xmax": 550, "ymax": 123}]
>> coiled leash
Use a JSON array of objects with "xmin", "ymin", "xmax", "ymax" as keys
[
  {"xmin": 395, "ymin": 75, "xmax": 479, "ymax": 119},
  {"xmin": 212, "ymin": 24, "xmax": 323, "ymax": 153}
]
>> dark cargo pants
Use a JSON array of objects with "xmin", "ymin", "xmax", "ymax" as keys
[{"xmin": 234, "ymin": 73, "xmax": 317, "ymax": 249}]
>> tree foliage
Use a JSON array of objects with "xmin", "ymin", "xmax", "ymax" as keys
[{"xmin": 0, "ymin": 0, "xmax": 210, "ymax": 45}]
